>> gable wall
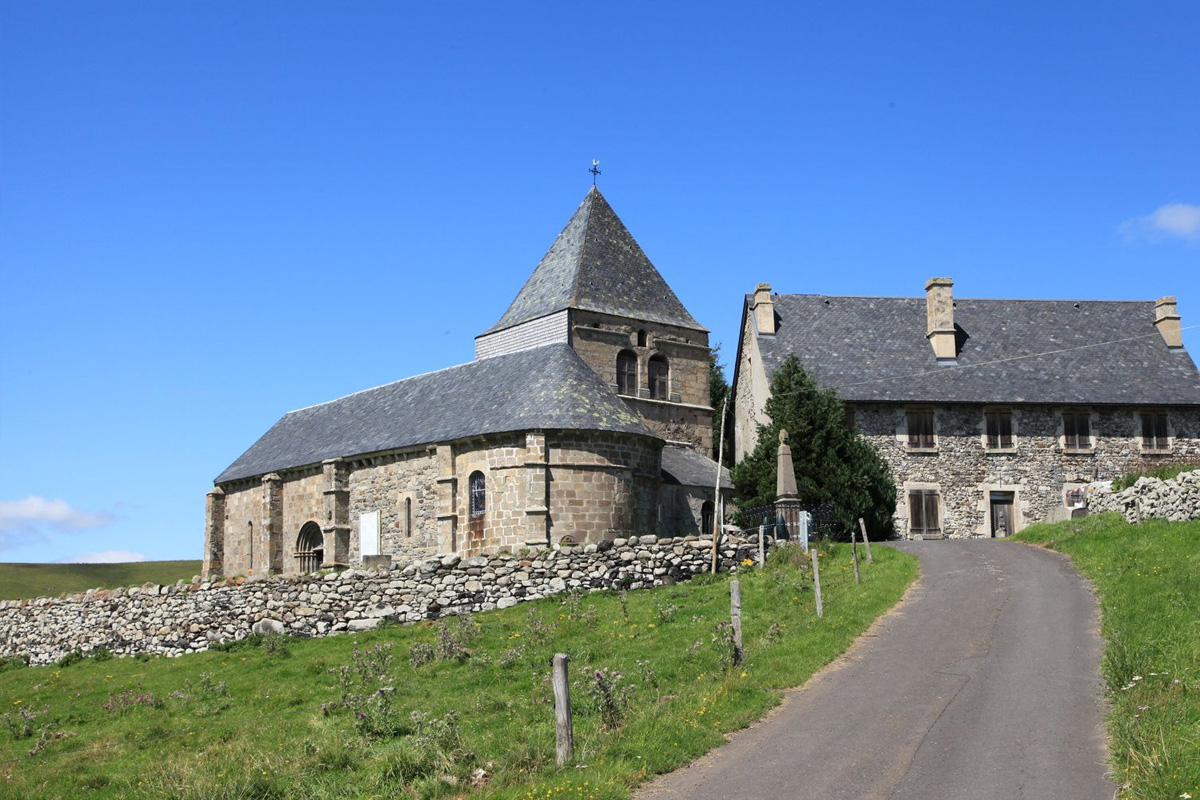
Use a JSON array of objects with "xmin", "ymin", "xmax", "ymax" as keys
[
  {"xmin": 474, "ymin": 310, "xmax": 570, "ymax": 359},
  {"xmin": 733, "ymin": 313, "xmax": 771, "ymax": 461}
]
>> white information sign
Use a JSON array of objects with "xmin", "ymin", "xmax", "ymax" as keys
[{"xmin": 360, "ymin": 511, "xmax": 380, "ymax": 557}]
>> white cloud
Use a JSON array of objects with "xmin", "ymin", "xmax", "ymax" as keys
[
  {"xmin": 60, "ymin": 550, "xmax": 147, "ymax": 564},
  {"xmin": 1120, "ymin": 203, "xmax": 1200, "ymax": 243},
  {"xmin": 0, "ymin": 496, "xmax": 116, "ymax": 550}
]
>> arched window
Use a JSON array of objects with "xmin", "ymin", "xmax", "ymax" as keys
[
  {"xmin": 296, "ymin": 521, "xmax": 323, "ymax": 574},
  {"xmin": 616, "ymin": 350, "xmax": 638, "ymax": 396},
  {"xmin": 468, "ymin": 471, "xmax": 486, "ymax": 518},
  {"xmin": 701, "ymin": 501, "xmax": 715, "ymax": 536},
  {"xmin": 648, "ymin": 355, "xmax": 669, "ymax": 400},
  {"xmin": 637, "ymin": 329, "xmax": 648, "ymax": 347}
]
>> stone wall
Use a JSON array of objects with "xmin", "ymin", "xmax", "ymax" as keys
[
  {"xmin": 209, "ymin": 430, "xmax": 665, "ymax": 579},
  {"xmin": 732, "ymin": 313, "xmax": 771, "ymax": 462},
  {"xmin": 856, "ymin": 404, "xmax": 1200, "ymax": 539},
  {"xmin": 569, "ymin": 309, "xmax": 714, "ymax": 454},
  {"xmin": 659, "ymin": 485, "xmax": 717, "ymax": 538},
  {"xmin": 349, "ymin": 448, "xmax": 440, "ymax": 562},
  {"xmin": 548, "ymin": 432, "xmax": 662, "ymax": 544},
  {"xmin": 1084, "ymin": 469, "xmax": 1200, "ymax": 523},
  {"xmin": 0, "ymin": 534, "xmax": 774, "ymax": 666}
]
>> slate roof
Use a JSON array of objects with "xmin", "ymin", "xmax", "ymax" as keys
[
  {"xmin": 481, "ymin": 188, "xmax": 705, "ymax": 335},
  {"xmin": 216, "ymin": 344, "xmax": 656, "ymax": 484},
  {"xmin": 753, "ymin": 294, "xmax": 1200, "ymax": 406},
  {"xmin": 661, "ymin": 444, "xmax": 733, "ymax": 489}
]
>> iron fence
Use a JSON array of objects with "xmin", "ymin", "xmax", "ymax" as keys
[{"xmin": 737, "ymin": 502, "xmax": 839, "ymax": 541}]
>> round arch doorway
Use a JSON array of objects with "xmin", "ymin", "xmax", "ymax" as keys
[{"xmin": 296, "ymin": 521, "xmax": 324, "ymax": 573}]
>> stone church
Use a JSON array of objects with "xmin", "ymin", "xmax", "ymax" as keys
[
  {"xmin": 732, "ymin": 279, "xmax": 1200, "ymax": 539},
  {"xmin": 204, "ymin": 189, "xmax": 730, "ymax": 578}
]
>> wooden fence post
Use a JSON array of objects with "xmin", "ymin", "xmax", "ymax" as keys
[
  {"xmin": 552, "ymin": 653, "xmax": 573, "ymax": 765},
  {"xmin": 710, "ymin": 396, "xmax": 729, "ymax": 573},
  {"xmin": 730, "ymin": 580, "xmax": 744, "ymax": 665},
  {"xmin": 850, "ymin": 527, "xmax": 861, "ymax": 585},
  {"xmin": 858, "ymin": 518, "xmax": 874, "ymax": 564},
  {"xmin": 810, "ymin": 548, "xmax": 823, "ymax": 619}
]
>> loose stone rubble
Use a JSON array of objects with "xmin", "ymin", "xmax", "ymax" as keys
[
  {"xmin": 0, "ymin": 533, "xmax": 776, "ymax": 665},
  {"xmin": 1085, "ymin": 469, "xmax": 1200, "ymax": 524}
]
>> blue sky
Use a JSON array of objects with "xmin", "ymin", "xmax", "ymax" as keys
[{"xmin": 1, "ymin": 2, "xmax": 1197, "ymax": 563}]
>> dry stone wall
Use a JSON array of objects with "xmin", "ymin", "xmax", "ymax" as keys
[
  {"xmin": 1084, "ymin": 469, "xmax": 1200, "ymax": 523},
  {"xmin": 0, "ymin": 534, "xmax": 773, "ymax": 666}
]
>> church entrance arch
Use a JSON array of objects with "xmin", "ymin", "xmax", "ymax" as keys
[{"xmin": 296, "ymin": 521, "xmax": 324, "ymax": 573}]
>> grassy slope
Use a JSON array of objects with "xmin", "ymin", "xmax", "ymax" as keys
[
  {"xmin": 0, "ymin": 561, "xmax": 202, "ymax": 601},
  {"xmin": 0, "ymin": 543, "xmax": 916, "ymax": 800},
  {"xmin": 1016, "ymin": 514, "xmax": 1200, "ymax": 800}
]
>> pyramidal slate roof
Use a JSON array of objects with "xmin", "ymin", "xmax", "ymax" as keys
[
  {"xmin": 216, "ymin": 344, "xmax": 656, "ymax": 484},
  {"xmin": 754, "ymin": 294, "xmax": 1200, "ymax": 406},
  {"xmin": 481, "ymin": 188, "xmax": 704, "ymax": 335},
  {"xmin": 660, "ymin": 444, "xmax": 733, "ymax": 489}
]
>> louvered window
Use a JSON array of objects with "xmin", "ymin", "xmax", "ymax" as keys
[
  {"xmin": 648, "ymin": 355, "xmax": 669, "ymax": 400},
  {"xmin": 616, "ymin": 350, "xmax": 638, "ymax": 396},
  {"xmin": 907, "ymin": 409, "xmax": 935, "ymax": 448},
  {"xmin": 1141, "ymin": 411, "xmax": 1169, "ymax": 451},
  {"xmin": 909, "ymin": 490, "xmax": 940, "ymax": 537},
  {"xmin": 985, "ymin": 410, "xmax": 1013, "ymax": 449},
  {"xmin": 1063, "ymin": 410, "xmax": 1091, "ymax": 450}
]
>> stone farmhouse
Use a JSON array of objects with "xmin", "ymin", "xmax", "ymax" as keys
[
  {"xmin": 732, "ymin": 280, "xmax": 1200, "ymax": 539},
  {"xmin": 204, "ymin": 189, "xmax": 730, "ymax": 579}
]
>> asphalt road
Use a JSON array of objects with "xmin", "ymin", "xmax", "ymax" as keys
[{"xmin": 636, "ymin": 540, "xmax": 1116, "ymax": 800}]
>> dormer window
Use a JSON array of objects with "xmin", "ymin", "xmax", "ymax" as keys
[
  {"xmin": 616, "ymin": 350, "xmax": 638, "ymax": 396},
  {"xmin": 648, "ymin": 355, "xmax": 669, "ymax": 400}
]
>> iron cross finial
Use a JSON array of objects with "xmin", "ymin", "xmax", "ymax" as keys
[{"xmin": 590, "ymin": 159, "xmax": 601, "ymax": 186}]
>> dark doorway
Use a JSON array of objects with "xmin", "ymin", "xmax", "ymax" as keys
[
  {"xmin": 701, "ymin": 500, "xmax": 714, "ymax": 537},
  {"xmin": 989, "ymin": 492, "xmax": 1015, "ymax": 538}
]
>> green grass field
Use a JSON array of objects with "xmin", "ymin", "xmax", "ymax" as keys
[
  {"xmin": 1016, "ymin": 514, "xmax": 1200, "ymax": 800},
  {"xmin": 0, "ymin": 542, "xmax": 916, "ymax": 800},
  {"xmin": 0, "ymin": 561, "xmax": 202, "ymax": 601}
]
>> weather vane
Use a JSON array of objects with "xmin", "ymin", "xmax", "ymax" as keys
[{"xmin": 590, "ymin": 159, "xmax": 601, "ymax": 186}]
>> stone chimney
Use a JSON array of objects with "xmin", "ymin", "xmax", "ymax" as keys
[
  {"xmin": 925, "ymin": 277, "xmax": 956, "ymax": 363},
  {"xmin": 1155, "ymin": 296, "xmax": 1183, "ymax": 350},
  {"xmin": 752, "ymin": 283, "xmax": 776, "ymax": 335}
]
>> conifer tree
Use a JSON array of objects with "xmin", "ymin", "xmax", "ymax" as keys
[{"xmin": 731, "ymin": 355, "xmax": 896, "ymax": 538}]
